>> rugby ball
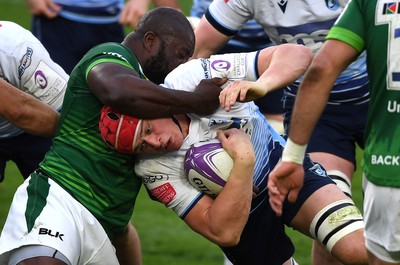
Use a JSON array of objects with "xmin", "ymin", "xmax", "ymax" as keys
[{"xmin": 184, "ymin": 139, "xmax": 234, "ymax": 197}]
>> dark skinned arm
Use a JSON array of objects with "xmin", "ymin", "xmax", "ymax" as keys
[{"xmin": 88, "ymin": 62, "xmax": 225, "ymax": 119}]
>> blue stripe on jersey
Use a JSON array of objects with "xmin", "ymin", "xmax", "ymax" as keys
[
  {"xmin": 287, "ymin": 52, "xmax": 369, "ymax": 104},
  {"xmin": 205, "ymin": 9, "xmax": 238, "ymax": 36},
  {"xmin": 0, "ymin": 119, "xmax": 24, "ymax": 138},
  {"xmin": 276, "ymin": 18, "xmax": 336, "ymax": 35},
  {"xmin": 54, "ymin": 0, "xmax": 123, "ymax": 23},
  {"xmin": 275, "ymin": 19, "xmax": 336, "ymax": 46},
  {"xmin": 249, "ymin": 110, "xmax": 284, "ymax": 213},
  {"xmin": 180, "ymin": 192, "xmax": 206, "ymax": 219}
]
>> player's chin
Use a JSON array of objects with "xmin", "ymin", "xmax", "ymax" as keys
[
  {"xmin": 151, "ymin": 144, "xmax": 180, "ymax": 154},
  {"xmin": 166, "ymin": 137, "xmax": 183, "ymax": 152},
  {"xmin": 166, "ymin": 143, "xmax": 181, "ymax": 152}
]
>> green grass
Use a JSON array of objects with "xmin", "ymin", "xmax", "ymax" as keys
[
  {"xmin": 0, "ymin": 148, "xmax": 365, "ymax": 265},
  {"xmin": 0, "ymin": 1, "xmax": 365, "ymax": 264}
]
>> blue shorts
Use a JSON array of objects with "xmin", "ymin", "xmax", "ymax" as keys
[
  {"xmin": 221, "ymin": 146, "xmax": 334, "ymax": 265},
  {"xmin": 0, "ymin": 133, "xmax": 52, "ymax": 182},
  {"xmin": 283, "ymin": 93, "xmax": 367, "ymax": 166},
  {"xmin": 254, "ymin": 89, "xmax": 284, "ymax": 115},
  {"xmin": 31, "ymin": 16, "xmax": 125, "ymax": 74}
]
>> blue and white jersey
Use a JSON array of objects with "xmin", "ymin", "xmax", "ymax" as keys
[
  {"xmin": 134, "ymin": 52, "xmax": 285, "ymax": 218},
  {"xmin": 206, "ymin": 0, "xmax": 369, "ymax": 105},
  {"xmin": 54, "ymin": 0, "xmax": 124, "ymax": 24},
  {"xmin": 191, "ymin": 0, "xmax": 272, "ymax": 52},
  {"xmin": 0, "ymin": 21, "xmax": 67, "ymax": 138}
]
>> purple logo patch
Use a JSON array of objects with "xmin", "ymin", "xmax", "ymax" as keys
[
  {"xmin": 34, "ymin": 70, "xmax": 48, "ymax": 89},
  {"xmin": 211, "ymin": 59, "xmax": 231, "ymax": 72}
]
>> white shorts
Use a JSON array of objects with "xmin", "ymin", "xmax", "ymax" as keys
[
  {"xmin": 363, "ymin": 175, "xmax": 400, "ymax": 263},
  {"xmin": 0, "ymin": 174, "xmax": 119, "ymax": 265}
]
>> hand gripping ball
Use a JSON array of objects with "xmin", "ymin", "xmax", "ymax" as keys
[{"xmin": 184, "ymin": 139, "xmax": 234, "ymax": 197}]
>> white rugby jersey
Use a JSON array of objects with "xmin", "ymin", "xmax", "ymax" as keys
[
  {"xmin": 206, "ymin": 0, "xmax": 369, "ymax": 105},
  {"xmin": 0, "ymin": 21, "xmax": 68, "ymax": 138},
  {"xmin": 191, "ymin": 0, "xmax": 270, "ymax": 49},
  {"xmin": 134, "ymin": 52, "xmax": 285, "ymax": 218}
]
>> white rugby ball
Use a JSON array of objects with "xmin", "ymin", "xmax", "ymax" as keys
[{"xmin": 184, "ymin": 139, "xmax": 234, "ymax": 197}]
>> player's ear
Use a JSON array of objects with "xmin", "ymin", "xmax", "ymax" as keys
[{"xmin": 143, "ymin": 31, "xmax": 160, "ymax": 54}]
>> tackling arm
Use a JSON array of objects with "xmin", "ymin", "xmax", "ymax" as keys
[
  {"xmin": 0, "ymin": 79, "xmax": 59, "ymax": 137},
  {"xmin": 184, "ymin": 129, "xmax": 255, "ymax": 246},
  {"xmin": 88, "ymin": 62, "xmax": 226, "ymax": 119}
]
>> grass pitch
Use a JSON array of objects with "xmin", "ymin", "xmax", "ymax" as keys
[{"xmin": 0, "ymin": 1, "xmax": 364, "ymax": 264}]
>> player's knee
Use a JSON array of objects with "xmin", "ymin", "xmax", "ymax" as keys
[
  {"xmin": 309, "ymin": 198, "xmax": 365, "ymax": 264},
  {"xmin": 330, "ymin": 230, "xmax": 368, "ymax": 265},
  {"xmin": 328, "ymin": 170, "xmax": 352, "ymax": 198}
]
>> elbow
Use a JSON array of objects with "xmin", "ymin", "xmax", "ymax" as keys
[
  {"xmin": 212, "ymin": 230, "xmax": 242, "ymax": 247},
  {"xmin": 98, "ymin": 86, "xmax": 120, "ymax": 106},
  {"xmin": 297, "ymin": 45, "xmax": 314, "ymax": 71},
  {"xmin": 99, "ymin": 88, "xmax": 133, "ymax": 108}
]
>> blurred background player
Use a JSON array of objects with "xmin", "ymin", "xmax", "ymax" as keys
[
  {"xmin": 26, "ymin": 0, "xmax": 156, "ymax": 74},
  {"xmin": 268, "ymin": 0, "xmax": 400, "ymax": 264},
  {"xmin": 0, "ymin": 20, "xmax": 66, "ymax": 183},
  {"xmin": 193, "ymin": 1, "xmax": 370, "ymax": 264}
]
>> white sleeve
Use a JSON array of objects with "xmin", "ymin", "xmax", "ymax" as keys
[
  {"xmin": 207, "ymin": 0, "xmax": 251, "ymax": 33},
  {"xmin": 135, "ymin": 150, "xmax": 204, "ymax": 218},
  {"xmin": 209, "ymin": 51, "xmax": 258, "ymax": 84},
  {"xmin": 162, "ymin": 52, "xmax": 259, "ymax": 92},
  {"xmin": 162, "ymin": 59, "xmax": 206, "ymax": 92},
  {"xmin": 0, "ymin": 21, "xmax": 68, "ymax": 111},
  {"xmin": 18, "ymin": 41, "xmax": 68, "ymax": 112}
]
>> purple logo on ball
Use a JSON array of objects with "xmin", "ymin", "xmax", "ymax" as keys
[
  {"xmin": 184, "ymin": 141, "xmax": 227, "ymax": 186},
  {"xmin": 34, "ymin": 70, "xmax": 48, "ymax": 89}
]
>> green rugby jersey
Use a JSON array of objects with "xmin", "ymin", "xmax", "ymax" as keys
[
  {"xmin": 327, "ymin": 0, "xmax": 400, "ymax": 187},
  {"xmin": 39, "ymin": 42, "xmax": 143, "ymax": 239}
]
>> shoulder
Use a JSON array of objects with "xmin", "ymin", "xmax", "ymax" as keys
[
  {"xmin": 83, "ymin": 42, "xmax": 144, "ymax": 77},
  {"xmin": 163, "ymin": 59, "xmax": 206, "ymax": 92}
]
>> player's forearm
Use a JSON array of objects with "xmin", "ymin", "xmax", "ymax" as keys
[
  {"xmin": 208, "ymin": 161, "xmax": 254, "ymax": 246},
  {"xmin": 257, "ymin": 44, "xmax": 313, "ymax": 94},
  {"xmin": 0, "ymin": 80, "xmax": 59, "ymax": 137},
  {"xmin": 111, "ymin": 83, "xmax": 219, "ymax": 118},
  {"xmin": 204, "ymin": 182, "xmax": 253, "ymax": 247},
  {"xmin": 287, "ymin": 61, "xmax": 335, "ymax": 146},
  {"xmin": 90, "ymin": 65, "xmax": 223, "ymax": 118},
  {"xmin": 287, "ymin": 40, "xmax": 354, "ymax": 146},
  {"xmin": 17, "ymin": 93, "xmax": 60, "ymax": 137}
]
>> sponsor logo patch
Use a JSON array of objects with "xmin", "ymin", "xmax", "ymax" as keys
[
  {"xmin": 149, "ymin": 183, "xmax": 176, "ymax": 205},
  {"xmin": 38, "ymin": 227, "xmax": 64, "ymax": 241},
  {"xmin": 18, "ymin": 47, "xmax": 33, "ymax": 79},
  {"xmin": 142, "ymin": 174, "xmax": 169, "ymax": 184}
]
